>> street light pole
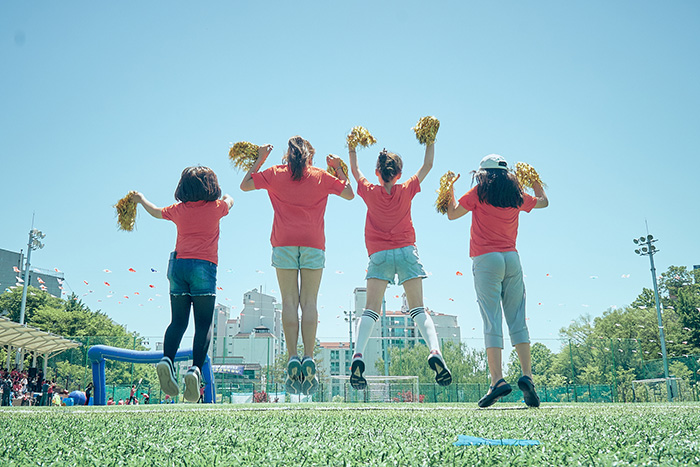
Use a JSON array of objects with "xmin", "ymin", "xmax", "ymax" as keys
[
  {"xmin": 343, "ymin": 310, "xmax": 353, "ymax": 356},
  {"xmin": 17, "ymin": 228, "xmax": 45, "ymax": 369},
  {"xmin": 633, "ymin": 234, "xmax": 672, "ymax": 401}
]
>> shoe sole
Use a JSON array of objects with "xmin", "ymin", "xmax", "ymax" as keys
[
  {"xmin": 287, "ymin": 359, "xmax": 303, "ymax": 380},
  {"xmin": 518, "ymin": 378, "xmax": 541, "ymax": 408},
  {"xmin": 301, "ymin": 359, "xmax": 316, "ymax": 381},
  {"xmin": 285, "ymin": 377, "xmax": 302, "ymax": 395},
  {"xmin": 156, "ymin": 362, "xmax": 179, "ymax": 397},
  {"xmin": 183, "ymin": 372, "xmax": 200, "ymax": 402},
  {"xmin": 428, "ymin": 355, "xmax": 453, "ymax": 386},
  {"xmin": 302, "ymin": 378, "xmax": 319, "ymax": 396},
  {"xmin": 350, "ymin": 359, "xmax": 366, "ymax": 390}
]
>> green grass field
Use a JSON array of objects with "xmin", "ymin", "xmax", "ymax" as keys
[{"xmin": 2, "ymin": 403, "xmax": 699, "ymax": 466}]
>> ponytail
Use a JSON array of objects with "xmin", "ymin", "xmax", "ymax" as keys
[
  {"xmin": 285, "ymin": 136, "xmax": 315, "ymax": 181},
  {"xmin": 376, "ymin": 149, "xmax": 403, "ymax": 183}
]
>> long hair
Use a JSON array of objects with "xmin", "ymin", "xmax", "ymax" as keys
[
  {"xmin": 474, "ymin": 169, "xmax": 524, "ymax": 208},
  {"xmin": 376, "ymin": 149, "xmax": 403, "ymax": 184},
  {"xmin": 284, "ymin": 136, "xmax": 315, "ymax": 181},
  {"xmin": 174, "ymin": 166, "xmax": 222, "ymax": 202}
]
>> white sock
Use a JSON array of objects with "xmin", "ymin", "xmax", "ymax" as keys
[
  {"xmin": 354, "ymin": 309, "xmax": 379, "ymax": 356},
  {"xmin": 410, "ymin": 307, "xmax": 441, "ymax": 353}
]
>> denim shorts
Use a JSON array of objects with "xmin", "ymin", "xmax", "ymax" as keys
[
  {"xmin": 271, "ymin": 246, "xmax": 325, "ymax": 270},
  {"xmin": 167, "ymin": 252, "xmax": 217, "ymax": 296},
  {"xmin": 365, "ymin": 245, "xmax": 427, "ymax": 285}
]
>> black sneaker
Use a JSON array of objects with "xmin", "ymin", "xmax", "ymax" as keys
[
  {"xmin": 184, "ymin": 366, "xmax": 201, "ymax": 403},
  {"xmin": 156, "ymin": 356, "xmax": 179, "ymax": 397},
  {"xmin": 350, "ymin": 354, "xmax": 366, "ymax": 390},
  {"xmin": 428, "ymin": 351, "xmax": 453, "ymax": 386}
]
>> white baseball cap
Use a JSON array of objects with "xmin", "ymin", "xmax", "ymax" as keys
[{"xmin": 479, "ymin": 154, "xmax": 508, "ymax": 170}]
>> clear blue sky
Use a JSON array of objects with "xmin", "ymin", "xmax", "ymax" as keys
[{"xmin": 1, "ymin": 1, "xmax": 698, "ymax": 349}]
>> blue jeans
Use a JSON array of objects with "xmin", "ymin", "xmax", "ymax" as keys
[{"xmin": 167, "ymin": 252, "xmax": 217, "ymax": 296}]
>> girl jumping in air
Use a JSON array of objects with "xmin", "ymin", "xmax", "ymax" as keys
[
  {"xmin": 446, "ymin": 154, "xmax": 548, "ymax": 408},
  {"xmin": 240, "ymin": 137, "xmax": 354, "ymax": 396},
  {"xmin": 348, "ymin": 142, "xmax": 452, "ymax": 390},
  {"xmin": 133, "ymin": 166, "xmax": 234, "ymax": 402}
]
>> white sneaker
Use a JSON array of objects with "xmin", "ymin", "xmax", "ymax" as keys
[
  {"xmin": 184, "ymin": 366, "xmax": 201, "ymax": 402},
  {"xmin": 156, "ymin": 356, "xmax": 179, "ymax": 397}
]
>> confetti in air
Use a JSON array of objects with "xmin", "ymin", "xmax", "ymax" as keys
[
  {"xmin": 228, "ymin": 142, "xmax": 260, "ymax": 171},
  {"xmin": 346, "ymin": 126, "xmax": 377, "ymax": 150},
  {"xmin": 115, "ymin": 191, "xmax": 138, "ymax": 231},
  {"xmin": 514, "ymin": 162, "xmax": 546, "ymax": 190},
  {"xmin": 327, "ymin": 156, "xmax": 349, "ymax": 179},
  {"xmin": 412, "ymin": 116, "xmax": 440, "ymax": 145},
  {"xmin": 435, "ymin": 171, "xmax": 457, "ymax": 214}
]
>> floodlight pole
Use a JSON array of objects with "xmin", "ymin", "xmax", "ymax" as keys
[
  {"xmin": 17, "ymin": 228, "xmax": 45, "ymax": 370},
  {"xmin": 633, "ymin": 234, "xmax": 672, "ymax": 401}
]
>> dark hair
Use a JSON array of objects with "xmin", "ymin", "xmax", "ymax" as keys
[
  {"xmin": 285, "ymin": 136, "xmax": 315, "ymax": 181},
  {"xmin": 474, "ymin": 169, "xmax": 524, "ymax": 208},
  {"xmin": 174, "ymin": 166, "xmax": 222, "ymax": 202},
  {"xmin": 376, "ymin": 149, "xmax": 403, "ymax": 183}
]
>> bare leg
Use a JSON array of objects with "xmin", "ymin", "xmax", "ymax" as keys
[
  {"xmin": 276, "ymin": 268, "xmax": 300, "ymax": 359},
  {"xmin": 514, "ymin": 342, "xmax": 532, "ymax": 378},
  {"xmin": 401, "ymin": 277, "xmax": 424, "ymax": 309},
  {"xmin": 365, "ymin": 278, "xmax": 389, "ymax": 313},
  {"xmin": 299, "ymin": 268, "xmax": 323, "ymax": 357},
  {"xmin": 485, "ymin": 346, "xmax": 507, "ymax": 394}
]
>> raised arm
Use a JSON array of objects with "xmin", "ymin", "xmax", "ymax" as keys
[
  {"xmin": 532, "ymin": 181, "xmax": 549, "ymax": 208},
  {"xmin": 445, "ymin": 174, "xmax": 469, "ymax": 220},
  {"xmin": 348, "ymin": 148, "xmax": 364, "ymax": 183},
  {"xmin": 415, "ymin": 143, "xmax": 434, "ymax": 184},
  {"xmin": 132, "ymin": 192, "xmax": 163, "ymax": 219},
  {"xmin": 327, "ymin": 154, "xmax": 354, "ymax": 200},
  {"xmin": 240, "ymin": 144, "xmax": 273, "ymax": 192},
  {"xmin": 222, "ymin": 193, "xmax": 234, "ymax": 209}
]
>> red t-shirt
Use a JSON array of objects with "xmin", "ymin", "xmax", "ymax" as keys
[
  {"xmin": 357, "ymin": 175, "xmax": 421, "ymax": 256},
  {"xmin": 252, "ymin": 165, "xmax": 346, "ymax": 250},
  {"xmin": 458, "ymin": 187, "xmax": 537, "ymax": 258},
  {"xmin": 161, "ymin": 200, "xmax": 230, "ymax": 265}
]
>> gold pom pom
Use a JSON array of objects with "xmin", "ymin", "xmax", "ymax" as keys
[
  {"xmin": 228, "ymin": 141, "xmax": 260, "ymax": 171},
  {"xmin": 346, "ymin": 126, "xmax": 377, "ymax": 150},
  {"xmin": 435, "ymin": 171, "xmax": 457, "ymax": 215},
  {"xmin": 412, "ymin": 116, "xmax": 440, "ymax": 145},
  {"xmin": 115, "ymin": 191, "xmax": 138, "ymax": 232},
  {"xmin": 515, "ymin": 162, "xmax": 546, "ymax": 190},
  {"xmin": 327, "ymin": 156, "xmax": 349, "ymax": 179}
]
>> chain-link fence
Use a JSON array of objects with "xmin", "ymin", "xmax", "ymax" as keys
[{"xmin": 3, "ymin": 336, "xmax": 698, "ymax": 404}]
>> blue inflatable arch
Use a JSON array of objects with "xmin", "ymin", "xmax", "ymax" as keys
[{"xmin": 87, "ymin": 345, "xmax": 215, "ymax": 405}]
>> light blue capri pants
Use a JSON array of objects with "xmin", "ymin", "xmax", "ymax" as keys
[{"xmin": 472, "ymin": 251, "xmax": 530, "ymax": 349}]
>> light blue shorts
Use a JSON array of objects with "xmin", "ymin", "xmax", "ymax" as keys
[
  {"xmin": 365, "ymin": 245, "xmax": 427, "ymax": 285},
  {"xmin": 271, "ymin": 246, "xmax": 325, "ymax": 270}
]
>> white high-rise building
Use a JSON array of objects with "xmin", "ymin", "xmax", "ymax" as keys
[{"xmin": 210, "ymin": 289, "xmax": 282, "ymax": 370}]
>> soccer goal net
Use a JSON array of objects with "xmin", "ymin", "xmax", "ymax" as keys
[
  {"xmin": 329, "ymin": 375, "xmax": 420, "ymax": 403},
  {"xmin": 632, "ymin": 377, "xmax": 685, "ymax": 402}
]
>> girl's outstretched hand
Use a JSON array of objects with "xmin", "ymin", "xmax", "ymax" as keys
[
  {"xmin": 326, "ymin": 154, "xmax": 342, "ymax": 168},
  {"xmin": 257, "ymin": 144, "xmax": 273, "ymax": 166}
]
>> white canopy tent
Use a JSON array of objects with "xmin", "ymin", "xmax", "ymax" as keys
[{"xmin": 0, "ymin": 317, "xmax": 81, "ymax": 374}]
